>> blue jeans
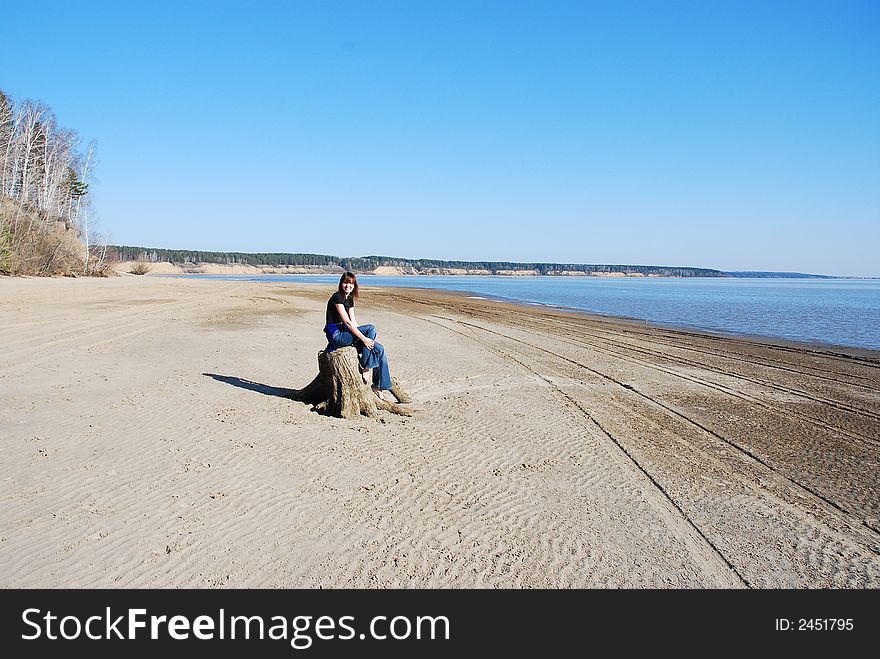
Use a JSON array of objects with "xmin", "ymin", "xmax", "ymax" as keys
[{"xmin": 329, "ymin": 324, "xmax": 393, "ymax": 390}]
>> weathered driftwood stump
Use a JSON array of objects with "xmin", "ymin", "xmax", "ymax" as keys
[{"xmin": 293, "ymin": 346, "xmax": 411, "ymax": 418}]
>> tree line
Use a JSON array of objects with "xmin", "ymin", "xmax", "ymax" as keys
[
  {"xmin": 0, "ymin": 89, "xmax": 106, "ymax": 275},
  {"xmin": 110, "ymin": 247, "xmax": 339, "ymax": 267},
  {"xmin": 110, "ymin": 246, "xmax": 723, "ymax": 277}
]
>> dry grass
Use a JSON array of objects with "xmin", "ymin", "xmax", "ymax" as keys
[
  {"xmin": 129, "ymin": 260, "xmax": 152, "ymax": 275},
  {"xmin": 0, "ymin": 197, "xmax": 111, "ymax": 277}
]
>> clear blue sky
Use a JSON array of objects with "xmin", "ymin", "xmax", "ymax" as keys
[{"xmin": 2, "ymin": 0, "xmax": 878, "ymax": 276}]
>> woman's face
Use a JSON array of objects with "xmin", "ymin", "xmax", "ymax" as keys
[{"xmin": 341, "ymin": 280, "xmax": 355, "ymax": 296}]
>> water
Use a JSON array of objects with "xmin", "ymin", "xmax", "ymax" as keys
[{"xmin": 172, "ymin": 274, "xmax": 880, "ymax": 351}]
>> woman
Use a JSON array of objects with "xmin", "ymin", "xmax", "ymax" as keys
[{"xmin": 324, "ymin": 272, "xmax": 394, "ymax": 401}]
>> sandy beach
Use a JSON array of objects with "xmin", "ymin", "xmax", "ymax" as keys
[{"xmin": 1, "ymin": 275, "xmax": 878, "ymax": 588}]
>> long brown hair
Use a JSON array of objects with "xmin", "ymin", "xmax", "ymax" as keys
[{"xmin": 338, "ymin": 271, "xmax": 359, "ymax": 299}]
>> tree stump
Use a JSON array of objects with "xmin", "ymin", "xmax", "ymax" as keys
[{"xmin": 292, "ymin": 347, "xmax": 412, "ymax": 418}]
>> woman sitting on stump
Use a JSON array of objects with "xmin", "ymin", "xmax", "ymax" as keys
[{"xmin": 324, "ymin": 272, "xmax": 394, "ymax": 401}]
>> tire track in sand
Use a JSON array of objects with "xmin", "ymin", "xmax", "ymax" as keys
[
  {"xmin": 520, "ymin": 315, "xmax": 880, "ymax": 433},
  {"xmin": 425, "ymin": 315, "xmax": 880, "ymax": 586},
  {"xmin": 448, "ymin": 317, "xmax": 880, "ymax": 529},
  {"xmin": 421, "ymin": 315, "xmax": 748, "ymax": 588},
  {"xmin": 0, "ymin": 282, "xmax": 249, "ymax": 375}
]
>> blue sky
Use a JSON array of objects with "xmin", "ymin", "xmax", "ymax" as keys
[{"xmin": 2, "ymin": 0, "xmax": 878, "ymax": 276}]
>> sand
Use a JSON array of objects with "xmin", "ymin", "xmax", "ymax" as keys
[{"xmin": 1, "ymin": 275, "xmax": 878, "ymax": 588}]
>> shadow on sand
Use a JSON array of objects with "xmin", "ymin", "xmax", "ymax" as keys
[{"xmin": 203, "ymin": 373, "xmax": 296, "ymax": 400}]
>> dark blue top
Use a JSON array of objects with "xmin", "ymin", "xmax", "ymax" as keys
[{"xmin": 326, "ymin": 291, "xmax": 354, "ymax": 326}]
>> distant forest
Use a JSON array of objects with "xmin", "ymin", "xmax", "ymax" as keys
[
  {"xmin": 110, "ymin": 247, "xmax": 338, "ymax": 267},
  {"xmin": 109, "ymin": 246, "xmax": 725, "ymax": 277},
  {"xmin": 721, "ymin": 271, "xmax": 833, "ymax": 279}
]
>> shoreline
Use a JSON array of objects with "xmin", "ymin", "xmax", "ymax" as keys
[
  {"xmin": 359, "ymin": 283, "xmax": 880, "ymax": 363},
  {"xmin": 347, "ymin": 280, "xmax": 880, "ymax": 359},
  {"xmin": 111, "ymin": 260, "xmax": 877, "ymax": 280},
  {"xmin": 138, "ymin": 271, "xmax": 880, "ymax": 356},
  {"xmin": 2, "ymin": 276, "xmax": 878, "ymax": 587},
  {"xmin": 111, "ymin": 261, "xmax": 688, "ymax": 278}
]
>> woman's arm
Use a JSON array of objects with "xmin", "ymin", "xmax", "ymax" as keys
[{"xmin": 335, "ymin": 303, "xmax": 375, "ymax": 349}]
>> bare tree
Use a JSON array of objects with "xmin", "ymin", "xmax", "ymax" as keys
[
  {"xmin": 14, "ymin": 101, "xmax": 51, "ymax": 205},
  {"xmin": 74, "ymin": 140, "xmax": 97, "ymax": 272},
  {"xmin": 0, "ymin": 90, "xmax": 13, "ymax": 198}
]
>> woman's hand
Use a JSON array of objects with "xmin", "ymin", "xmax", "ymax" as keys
[{"xmin": 361, "ymin": 337, "xmax": 375, "ymax": 350}]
